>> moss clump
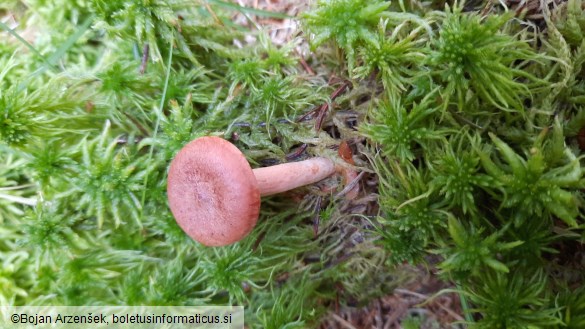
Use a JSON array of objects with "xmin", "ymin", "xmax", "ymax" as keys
[{"xmin": 1, "ymin": 0, "xmax": 585, "ymax": 327}]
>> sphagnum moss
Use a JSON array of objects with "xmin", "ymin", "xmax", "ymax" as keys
[
  {"xmin": 2, "ymin": 0, "xmax": 585, "ymax": 327},
  {"xmin": 305, "ymin": 0, "xmax": 585, "ymax": 327}
]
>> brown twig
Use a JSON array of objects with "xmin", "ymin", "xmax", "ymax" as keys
[
  {"xmin": 296, "ymin": 105, "xmax": 320, "ymax": 122},
  {"xmin": 313, "ymin": 196, "xmax": 322, "ymax": 238},
  {"xmin": 285, "ymin": 143, "xmax": 308, "ymax": 160},
  {"xmin": 329, "ymin": 313, "xmax": 359, "ymax": 329},
  {"xmin": 315, "ymin": 80, "xmax": 351, "ymax": 131},
  {"xmin": 123, "ymin": 112, "xmax": 150, "ymax": 137},
  {"xmin": 297, "ymin": 49, "xmax": 315, "ymax": 75},
  {"xmin": 336, "ymin": 171, "xmax": 364, "ymax": 200},
  {"xmin": 296, "ymin": 80, "xmax": 351, "ymax": 127},
  {"xmin": 314, "ymin": 103, "xmax": 329, "ymax": 131}
]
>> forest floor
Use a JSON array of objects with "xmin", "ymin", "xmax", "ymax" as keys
[{"xmin": 232, "ymin": 1, "xmax": 464, "ymax": 327}]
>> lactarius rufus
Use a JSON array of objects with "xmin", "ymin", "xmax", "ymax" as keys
[{"xmin": 167, "ymin": 136, "xmax": 336, "ymax": 246}]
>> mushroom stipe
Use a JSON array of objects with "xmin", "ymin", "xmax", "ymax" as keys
[{"xmin": 167, "ymin": 136, "xmax": 336, "ymax": 246}]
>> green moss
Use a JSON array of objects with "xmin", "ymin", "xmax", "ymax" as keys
[{"xmin": 1, "ymin": 0, "xmax": 585, "ymax": 327}]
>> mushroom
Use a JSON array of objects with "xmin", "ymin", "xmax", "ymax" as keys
[{"xmin": 167, "ymin": 136, "xmax": 336, "ymax": 246}]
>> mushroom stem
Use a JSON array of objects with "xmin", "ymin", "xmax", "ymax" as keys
[{"xmin": 253, "ymin": 157, "xmax": 336, "ymax": 197}]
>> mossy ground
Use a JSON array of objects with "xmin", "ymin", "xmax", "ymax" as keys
[{"xmin": 2, "ymin": 0, "xmax": 585, "ymax": 328}]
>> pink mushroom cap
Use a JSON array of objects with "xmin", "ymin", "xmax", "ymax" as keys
[{"xmin": 167, "ymin": 136, "xmax": 260, "ymax": 246}]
